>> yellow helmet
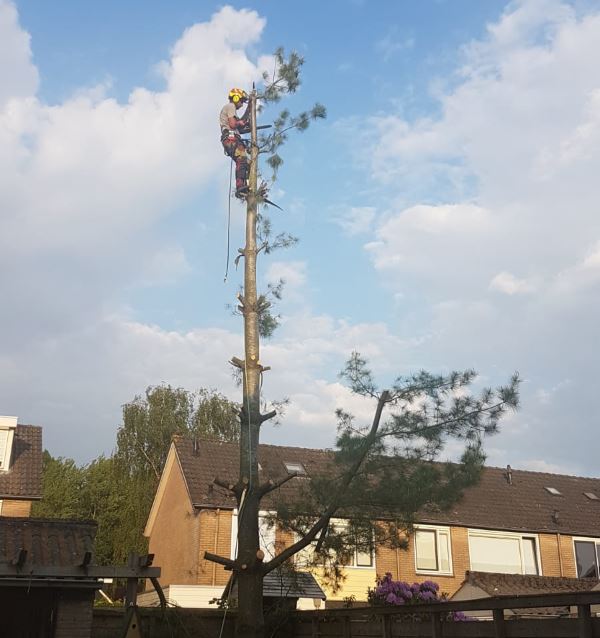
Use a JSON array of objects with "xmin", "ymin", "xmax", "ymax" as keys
[{"xmin": 228, "ymin": 88, "xmax": 248, "ymax": 104}]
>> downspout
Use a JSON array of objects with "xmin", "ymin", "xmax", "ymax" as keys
[
  {"xmin": 396, "ymin": 547, "xmax": 401, "ymax": 581},
  {"xmin": 557, "ymin": 532, "xmax": 564, "ymax": 577},
  {"xmin": 212, "ymin": 509, "xmax": 221, "ymax": 586}
]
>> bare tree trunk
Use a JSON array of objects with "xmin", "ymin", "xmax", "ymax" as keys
[{"xmin": 235, "ymin": 88, "xmax": 265, "ymax": 638}]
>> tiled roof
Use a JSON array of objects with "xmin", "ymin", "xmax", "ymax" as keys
[
  {"xmin": 175, "ymin": 437, "xmax": 335, "ymax": 510},
  {"xmin": 0, "ymin": 425, "xmax": 43, "ymax": 499},
  {"xmin": 456, "ymin": 571, "xmax": 600, "ymax": 616},
  {"xmin": 0, "ymin": 517, "xmax": 97, "ymax": 567},
  {"xmin": 174, "ymin": 437, "xmax": 600, "ymax": 537},
  {"xmin": 418, "ymin": 464, "xmax": 600, "ymax": 537}
]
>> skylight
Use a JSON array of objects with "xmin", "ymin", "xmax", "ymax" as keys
[
  {"xmin": 545, "ymin": 487, "xmax": 562, "ymax": 496},
  {"xmin": 584, "ymin": 492, "xmax": 599, "ymax": 501},
  {"xmin": 284, "ymin": 461, "xmax": 306, "ymax": 475}
]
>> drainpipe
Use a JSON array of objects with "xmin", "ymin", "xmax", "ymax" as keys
[
  {"xmin": 212, "ymin": 509, "xmax": 221, "ymax": 586},
  {"xmin": 557, "ymin": 532, "xmax": 564, "ymax": 577}
]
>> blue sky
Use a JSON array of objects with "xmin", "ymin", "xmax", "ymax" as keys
[{"xmin": 2, "ymin": 0, "xmax": 600, "ymax": 476}]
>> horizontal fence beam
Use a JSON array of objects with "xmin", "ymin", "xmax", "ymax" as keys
[{"xmin": 293, "ymin": 591, "xmax": 600, "ymax": 619}]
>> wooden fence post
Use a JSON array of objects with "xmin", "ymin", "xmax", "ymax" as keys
[
  {"xmin": 342, "ymin": 615, "xmax": 351, "ymax": 638},
  {"xmin": 311, "ymin": 616, "xmax": 319, "ymax": 638},
  {"xmin": 382, "ymin": 614, "xmax": 392, "ymax": 638},
  {"xmin": 125, "ymin": 552, "xmax": 138, "ymax": 608},
  {"xmin": 492, "ymin": 608, "xmax": 506, "ymax": 638},
  {"xmin": 431, "ymin": 612, "xmax": 442, "ymax": 638},
  {"xmin": 578, "ymin": 604, "xmax": 592, "ymax": 638}
]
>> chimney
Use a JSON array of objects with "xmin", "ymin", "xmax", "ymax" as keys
[{"xmin": 505, "ymin": 464, "xmax": 513, "ymax": 485}]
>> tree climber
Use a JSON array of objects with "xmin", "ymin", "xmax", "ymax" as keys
[{"xmin": 220, "ymin": 88, "xmax": 251, "ymax": 198}]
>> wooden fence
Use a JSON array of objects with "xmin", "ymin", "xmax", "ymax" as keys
[
  {"xmin": 290, "ymin": 591, "xmax": 600, "ymax": 638},
  {"xmin": 92, "ymin": 591, "xmax": 600, "ymax": 637}
]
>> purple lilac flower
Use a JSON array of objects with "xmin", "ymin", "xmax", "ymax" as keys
[
  {"xmin": 420, "ymin": 590, "xmax": 436, "ymax": 602},
  {"xmin": 421, "ymin": 580, "xmax": 439, "ymax": 592}
]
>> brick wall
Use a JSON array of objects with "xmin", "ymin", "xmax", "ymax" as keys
[
  {"xmin": 148, "ymin": 454, "xmax": 200, "ymax": 586},
  {"xmin": 54, "ymin": 590, "xmax": 95, "ymax": 638},
  {"xmin": 376, "ymin": 526, "xmax": 580, "ymax": 596},
  {"xmin": 375, "ymin": 527, "xmax": 471, "ymax": 596},
  {"xmin": 197, "ymin": 509, "xmax": 233, "ymax": 586}
]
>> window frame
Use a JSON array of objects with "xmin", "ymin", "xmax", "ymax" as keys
[
  {"xmin": 572, "ymin": 536, "xmax": 600, "ymax": 579},
  {"xmin": 0, "ymin": 425, "xmax": 16, "ymax": 471},
  {"xmin": 467, "ymin": 529, "xmax": 542, "ymax": 575},
  {"xmin": 414, "ymin": 524, "xmax": 454, "ymax": 576},
  {"xmin": 231, "ymin": 509, "xmax": 277, "ymax": 560},
  {"xmin": 294, "ymin": 518, "xmax": 376, "ymax": 570}
]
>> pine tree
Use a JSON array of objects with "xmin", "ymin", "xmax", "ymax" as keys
[{"xmin": 204, "ymin": 51, "xmax": 519, "ymax": 638}]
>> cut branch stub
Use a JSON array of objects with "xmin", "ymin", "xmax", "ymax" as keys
[
  {"xmin": 204, "ymin": 551, "xmax": 236, "ymax": 571},
  {"xmin": 230, "ymin": 357, "xmax": 245, "ymax": 369}
]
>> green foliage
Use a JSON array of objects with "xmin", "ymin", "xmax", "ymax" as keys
[
  {"xmin": 271, "ymin": 354, "xmax": 520, "ymax": 586},
  {"xmin": 32, "ymin": 451, "xmax": 85, "ymax": 519},
  {"xmin": 257, "ymin": 279, "xmax": 285, "ymax": 339},
  {"xmin": 115, "ymin": 385, "xmax": 240, "ymax": 480},
  {"xmin": 258, "ymin": 48, "xmax": 326, "ymax": 179}
]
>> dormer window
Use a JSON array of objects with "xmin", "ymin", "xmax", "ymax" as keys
[
  {"xmin": 0, "ymin": 416, "xmax": 18, "ymax": 471},
  {"xmin": 284, "ymin": 461, "xmax": 306, "ymax": 476},
  {"xmin": 545, "ymin": 487, "xmax": 562, "ymax": 496}
]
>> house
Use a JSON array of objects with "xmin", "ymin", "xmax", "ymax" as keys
[
  {"xmin": 144, "ymin": 437, "xmax": 600, "ymax": 607},
  {"xmin": 0, "ymin": 415, "xmax": 43, "ymax": 516},
  {"xmin": 0, "ymin": 517, "xmax": 100, "ymax": 637}
]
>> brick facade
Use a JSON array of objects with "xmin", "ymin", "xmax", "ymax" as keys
[
  {"xmin": 54, "ymin": 590, "xmax": 95, "ymax": 638},
  {"xmin": 375, "ymin": 527, "xmax": 579, "ymax": 597},
  {"xmin": 196, "ymin": 509, "xmax": 233, "ymax": 586}
]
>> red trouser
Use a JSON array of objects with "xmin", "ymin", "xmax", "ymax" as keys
[{"xmin": 221, "ymin": 132, "xmax": 248, "ymax": 192}]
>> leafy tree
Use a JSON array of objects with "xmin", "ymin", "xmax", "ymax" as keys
[
  {"xmin": 115, "ymin": 384, "xmax": 239, "ymax": 481},
  {"xmin": 202, "ymin": 51, "xmax": 519, "ymax": 638},
  {"xmin": 32, "ymin": 451, "xmax": 85, "ymax": 518}
]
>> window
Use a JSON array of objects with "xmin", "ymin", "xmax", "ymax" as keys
[
  {"xmin": 283, "ymin": 461, "xmax": 306, "ymax": 475},
  {"xmin": 0, "ymin": 417, "xmax": 17, "ymax": 471},
  {"xmin": 545, "ymin": 487, "xmax": 562, "ymax": 496},
  {"xmin": 468, "ymin": 531, "xmax": 540, "ymax": 575},
  {"xmin": 231, "ymin": 511, "xmax": 277, "ymax": 560},
  {"xmin": 414, "ymin": 526, "xmax": 452, "ymax": 575},
  {"xmin": 295, "ymin": 518, "xmax": 375, "ymax": 569},
  {"xmin": 584, "ymin": 492, "xmax": 599, "ymax": 501},
  {"xmin": 574, "ymin": 539, "xmax": 600, "ymax": 578},
  {"xmin": 0, "ymin": 430, "xmax": 9, "ymax": 469}
]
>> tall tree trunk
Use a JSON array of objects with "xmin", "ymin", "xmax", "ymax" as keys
[{"xmin": 236, "ymin": 88, "xmax": 265, "ymax": 638}]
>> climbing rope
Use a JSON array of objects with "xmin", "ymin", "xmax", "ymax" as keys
[{"xmin": 223, "ymin": 160, "xmax": 233, "ymax": 283}]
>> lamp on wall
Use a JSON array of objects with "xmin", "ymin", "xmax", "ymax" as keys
[{"xmin": 313, "ymin": 598, "xmax": 322, "ymax": 610}]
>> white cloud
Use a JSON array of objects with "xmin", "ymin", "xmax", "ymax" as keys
[
  {"xmin": 266, "ymin": 261, "xmax": 306, "ymax": 289},
  {"xmin": 140, "ymin": 245, "xmax": 192, "ymax": 287},
  {"xmin": 360, "ymin": 0, "xmax": 600, "ymax": 474},
  {"xmin": 489, "ymin": 271, "xmax": 536, "ymax": 295},
  {"xmin": 0, "ymin": 1, "xmax": 38, "ymax": 107},
  {"xmin": 375, "ymin": 29, "xmax": 415, "ymax": 62},
  {"xmin": 0, "ymin": 5, "xmax": 268, "ymax": 348},
  {"xmin": 0, "ymin": 4, "xmax": 276, "ymax": 456},
  {"xmin": 333, "ymin": 206, "xmax": 376, "ymax": 236}
]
